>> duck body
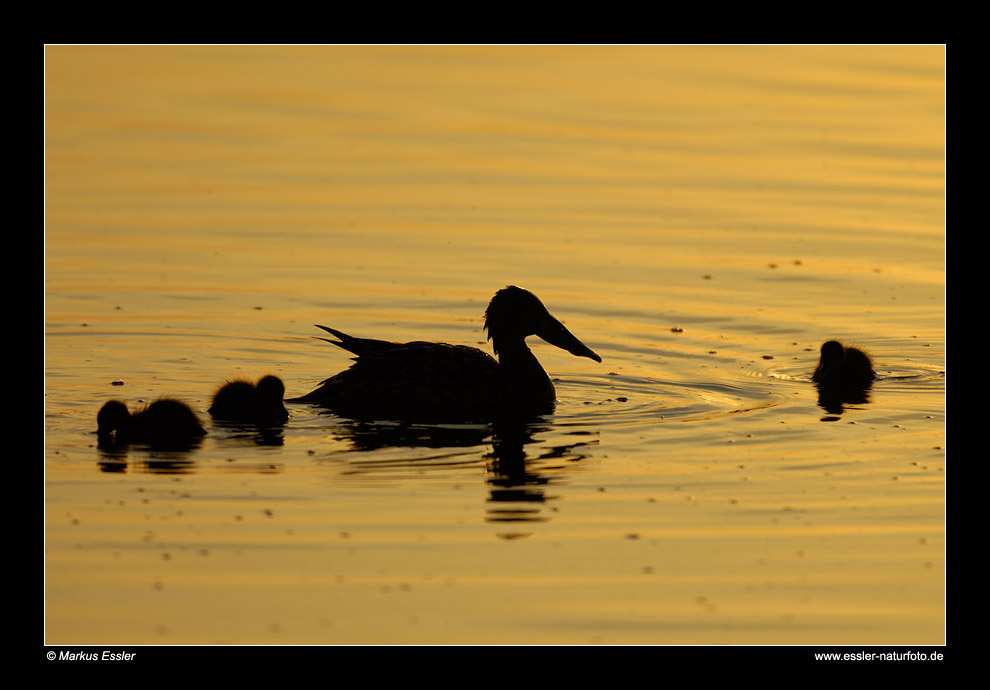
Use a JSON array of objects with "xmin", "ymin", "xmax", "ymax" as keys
[
  {"xmin": 291, "ymin": 286, "xmax": 601, "ymax": 423},
  {"xmin": 210, "ymin": 375, "xmax": 289, "ymax": 426},
  {"xmin": 97, "ymin": 398, "xmax": 206, "ymax": 449},
  {"xmin": 812, "ymin": 340, "xmax": 876, "ymax": 389}
]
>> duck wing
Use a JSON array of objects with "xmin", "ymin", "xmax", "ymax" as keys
[{"xmin": 293, "ymin": 331, "xmax": 513, "ymax": 422}]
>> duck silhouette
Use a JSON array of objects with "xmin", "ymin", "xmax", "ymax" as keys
[
  {"xmin": 812, "ymin": 340, "xmax": 876, "ymax": 389},
  {"xmin": 97, "ymin": 398, "xmax": 206, "ymax": 449},
  {"xmin": 290, "ymin": 286, "xmax": 602, "ymax": 423},
  {"xmin": 209, "ymin": 375, "xmax": 289, "ymax": 426}
]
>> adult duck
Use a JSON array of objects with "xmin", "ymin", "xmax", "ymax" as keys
[{"xmin": 291, "ymin": 286, "xmax": 602, "ymax": 422}]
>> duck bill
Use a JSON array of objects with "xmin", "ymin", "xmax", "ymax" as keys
[{"xmin": 537, "ymin": 316, "xmax": 602, "ymax": 363}]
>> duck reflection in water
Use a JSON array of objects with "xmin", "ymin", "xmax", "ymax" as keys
[
  {"xmin": 290, "ymin": 286, "xmax": 602, "ymax": 423},
  {"xmin": 485, "ymin": 424, "xmax": 598, "ymax": 525},
  {"xmin": 97, "ymin": 398, "xmax": 206, "ymax": 451},
  {"xmin": 812, "ymin": 340, "xmax": 876, "ymax": 416},
  {"xmin": 321, "ymin": 416, "xmax": 598, "ymax": 526}
]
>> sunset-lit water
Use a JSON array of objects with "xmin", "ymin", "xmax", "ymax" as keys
[{"xmin": 44, "ymin": 45, "xmax": 944, "ymax": 646}]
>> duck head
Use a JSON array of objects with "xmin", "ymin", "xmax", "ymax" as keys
[
  {"xmin": 484, "ymin": 286, "xmax": 602, "ymax": 362},
  {"xmin": 256, "ymin": 375, "xmax": 286, "ymax": 402},
  {"xmin": 97, "ymin": 400, "xmax": 132, "ymax": 437}
]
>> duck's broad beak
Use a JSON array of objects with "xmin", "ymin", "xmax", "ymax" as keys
[{"xmin": 537, "ymin": 316, "xmax": 602, "ymax": 363}]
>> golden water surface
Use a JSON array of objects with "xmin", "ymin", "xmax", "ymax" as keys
[{"xmin": 44, "ymin": 45, "xmax": 945, "ymax": 646}]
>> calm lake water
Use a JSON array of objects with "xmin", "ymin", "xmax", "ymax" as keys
[{"xmin": 44, "ymin": 45, "xmax": 945, "ymax": 646}]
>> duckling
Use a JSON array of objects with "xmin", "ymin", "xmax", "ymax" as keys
[
  {"xmin": 209, "ymin": 375, "xmax": 289, "ymax": 426},
  {"xmin": 97, "ymin": 398, "xmax": 206, "ymax": 449},
  {"xmin": 812, "ymin": 340, "xmax": 876, "ymax": 389}
]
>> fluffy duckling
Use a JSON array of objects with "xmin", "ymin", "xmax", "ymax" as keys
[
  {"xmin": 209, "ymin": 375, "xmax": 289, "ymax": 426},
  {"xmin": 812, "ymin": 340, "xmax": 876, "ymax": 389},
  {"xmin": 97, "ymin": 398, "xmax": 206, "ymax": 449}
]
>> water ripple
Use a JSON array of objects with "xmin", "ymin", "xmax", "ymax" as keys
[{"xmin": 556, "ymin": 372, "xmax": 782, "ymax": 428}]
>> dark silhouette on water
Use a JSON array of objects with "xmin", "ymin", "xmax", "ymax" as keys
[
  {"xmin": 210, "ymin": 375, "xmax": 289, "ymax": 427},
  {"xmin": 313, "ymin": 414, "xmax": 597, "ymax": 527},
  {"xmin": 812, "ymin": 340, "xmax": 876, "ymax": 389},
  {"xmin": 812, "ymin": 340, "xmax": 876, "ymax": 417},
  {"xmin": 290, "ymin": 286, "xmax": 602, "ymax": 423},
  {"xmin": 97, "ymin": 398, "xmax": 206, "ymax": 450}
]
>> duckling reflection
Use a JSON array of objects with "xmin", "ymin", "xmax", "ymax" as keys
[
  {"xmin": 210, "ymin": 375, "xmax": 289, "ymax": 426},
  {"xmin": 97, "ymin": 454, "xmax": 198, "ymax": 474},
  {"xmin": 97, "ymin": 398, "xmax": 206, "ymax": 451},
  {"xmin": 812, "ymin": 340, "xmax": 876, "ymax": 416},
  {"xmin": 291, "ymin": 286, "xmax": 601, "ymax": 423}
]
